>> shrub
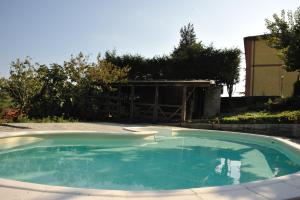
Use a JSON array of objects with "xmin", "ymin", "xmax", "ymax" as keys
[
  {"xmin": 266, "ymin": 97, "xmax": 300, "ymax": 111},
  {"xmin": 2, "ymin": 108, "xmax": 20, "ymax": 122},
  {"xmin": 218, "ymin": 110, "xmax": 300, "ymax": 124},
  {"xmin": 294, "ymin": 79, "xmax": 300, "ymax": 96},
  {"xmin": 221, "ymin": 96, "xmax": 276, "ymax": 113},
  {"xmin": 15, "ymin": 115, "xmax": 78, "ymax": 123}
]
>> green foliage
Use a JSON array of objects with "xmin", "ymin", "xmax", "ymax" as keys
[
  {"xmin": 0, "ymin": 58, "xmax": 42, "ymax": 114},
  {"xmin": 219, "ymin": 49, "xmax": 241, "ymax": 97},
  {"xmin": 89, "ymin": 60, "xmax": 130, "ymax": 85},
  {"xmin": 265, "ymin": 7, "xmax": 300, "ymax": 71},
  {"xmin": 294, "ymin": 75, "xmax": 300, "ymax": 96},
  {"xmin": 105, "ymin": 51, "xmax": 159, "ymax": 80},
  {"xmin": 1, "ymin": 53, "xmax": 129, "ymax": 121},
  {"xmin": 172, "ymin": 23, "xmax": 201, "ymax": 58},
  {"xmin": 266, "ymin": 96, "xmax": 300, "ymax": 111},
  {"xmin": 15, "ymin": 115, "xmax": 78, "ymax": 123},
  {"xmin": 0, "ymin": 81, "xmax": 13, "ymax": 121},
  {"xmin": 218, "ymin": 110, "xmax": 300, "ymax": 124},
  {"xmin": 105, "ymin": 23, "xmax": 241, "ymax": 97},
  {"xmin": 221, "ymin": 96, "xmax": 275, "ymax": 113}
]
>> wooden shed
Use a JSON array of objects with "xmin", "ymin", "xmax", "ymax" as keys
[{"xmin": 111, "ymin": 80, "xmax": 221, "ymax": 123}]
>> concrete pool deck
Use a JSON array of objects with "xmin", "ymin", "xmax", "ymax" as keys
[{"xmin": 0, "ymin": 122, "xmax": 300, "ymax": 200}]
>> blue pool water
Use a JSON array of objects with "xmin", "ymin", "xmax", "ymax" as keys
[{"xmin": 0, "ymin": 130, "xmax": 299, "ymax": 190}]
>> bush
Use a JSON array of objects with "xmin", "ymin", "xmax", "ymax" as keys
[
  {"xmin": 217, "ymin": 110, "xmax": 300, "ymax": 124},
  {"xmin": 267, "ymin": 97, "xmax": 300, "ymax": 111},
  {"xmin": 15, "ymin": 115, "xmax": 78, "ymax": 123},
  {"xmin": 294, "ymin": 80, "xmax": 300, "ymax": 96},
  {"xmin": 0, "ymin": 94, "xmax": 13, "ymax": 117},
  {"xmin": 221, "ymin": 96, "xmax": 277, "ymax": 113},
  {"xmin": 2, "ymin": 108, "xmax": 20, "ymax": 122}
]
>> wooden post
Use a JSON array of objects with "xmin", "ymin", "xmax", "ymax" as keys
[
  {"xmin": 188, "ymin": 87, "xmax": 196, "ymax": 121},
  {"xmin": 117, "ymin": 86, "xmax": 121, "ymax": 118},
  {"xmin": 181, "ymin": 86, "xmax": 187, "ymax": 122},
  {"xmin": 130, "ymin": 86, "xmax": 135, "ymax": 122},
  {"xmin": 153, "ymin": 85, "xmax": 159, "ymax": 122}
]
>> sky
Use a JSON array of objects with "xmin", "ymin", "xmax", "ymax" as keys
[{"xmin": 0, "ymin": 0, "xmax": 299, "ymax": 96}]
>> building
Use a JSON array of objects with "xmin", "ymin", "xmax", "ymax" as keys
[
  {"xmin": 109, "ymin": 80, "xmax": 221, "ymax": 122},
  {"xmin": 244, "ymin": 35, "xmax": 299, "ymax": 97}
]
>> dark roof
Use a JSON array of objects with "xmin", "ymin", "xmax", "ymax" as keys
[
  {"xmin": 125, "ymin": 79, "xmax": 215, "ymax": 87},
  {"xmin": 244, "ymin": 34, "xmax": 269, "ymax": 41}
]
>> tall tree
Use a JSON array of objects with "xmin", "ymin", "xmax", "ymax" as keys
[
  {"xmin": 178, "ymin": 23, "xmax": 197, "ymax": 48},
  {"xmin": 30, "ymin": 63, "xmax": 70, "ymax": 118},
  {"xmin": 172, "ymin": 23, "xmax": 203, "ymax": 58},
  {"xmin": 1, "ymin": 58, "xmax": 42, "ymax": 114},
  {"xmin": 219, "ymin": 49, "xmax": 241, "ymax": 97},
  {"xmin": 265, "ymin": 7, "xmax": 300, "ymax": 71}
]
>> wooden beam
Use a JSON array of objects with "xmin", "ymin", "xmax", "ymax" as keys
[
  {"xmin": 158, "ymin": 106, "xmax": 167, "ymax": 120},
  {"xmin": 188, "ymin": 87, "xmax": 196, "ymax": 121},
  {"xmin": 167, "ymin": 105, "xmax": 182, "ymax": 120},
  {"xmin": 130, "ymin": 86, "xmax": 135, "ymax": 122},
  {"xmin": 135, "ymin": 103, "xmax": 180, "ymax": 108},
  {"xmin": 117, "ymin": 86, "xmax": 121, "ymax": 118},
  {"xmin": 181, "ymin": 86, "xmax": 187, "ymax": 122},
  {"xmin": 153, "ymin": 86, "xmax": 159, "ymax": 122}
]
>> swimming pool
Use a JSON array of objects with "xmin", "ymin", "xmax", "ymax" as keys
[{"xmin": 0, "ymin": 129, "xmax": 299, "ymax": 191}]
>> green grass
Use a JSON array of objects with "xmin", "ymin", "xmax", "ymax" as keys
[{"xmin": 214, "ymin": 110, "xmax": 300, "ymax": 124}]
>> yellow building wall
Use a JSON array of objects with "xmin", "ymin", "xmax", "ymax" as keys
[
  {"xmin": 254, "ymin": 40, "xmax": 282, "ymax": 65},
  {"xmin": 253, "ymin": 66, "xmax": 281, "ymax": 96},
  {"xmin": 250, "ymin": 38, "xmax": 299, "ymax": 97}
]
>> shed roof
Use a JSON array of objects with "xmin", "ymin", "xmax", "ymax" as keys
[
  {"xmin": 124, "ymin": 79, "xmax": 215, "ymax": 87},
  {"xmin": 244, "ymin": 34, "xmax": 268, "ymax": 41}
]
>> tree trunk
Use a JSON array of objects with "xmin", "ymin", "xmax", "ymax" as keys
[{"xmin": 227, "ymin": 84, "xmax": 233, "ymax": 98}]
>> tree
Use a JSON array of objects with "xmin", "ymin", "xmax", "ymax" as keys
[
  {"xmin": 0, "ymin": 78, "xmax": 6, "ymax": 95},
  {"xmin": 2, "ymin": 58, "xmax": 42, "ymax": 114},
  {"xmin": 265, "ymin": 7, "xmax": 300, "ymax": 71},
  {"xmin": 105, "ymin": 51, "xmax": 146, "ymax": 80},
  {"xmin": 89, "ymin": 60, "xmax": 130, "ymax": 86},
  {"xmin": 172, "ymin": 23, "xmax": 203, "ymax": 58},
  {"xmin": 219, "ymin": 49, "xmax": 241, "ymax": 97},
  {"xmin": 33, "ymin": 53, "xmax": 130, "ymax": 120},
  {"xmin": 170, "ymin": 24, "xmax": 241, "ymax": 96},
  {"xmin": 176, "ymin": 23, "xmax": 197, "ymax": 48},
  {"xmin": 30, "ymin": 63, "xmax": 70, "ymax": 118},
  {"xmin": 105, "ymin": 50, "xmax": 168, "ymax": 80},
  {"xmin": 0, "ymin": 53, "xmax": 130, "ymax": 120},
  {"xmin": 294, "ymin": 75, "xmax": 300, "ymax": 96},
  {"xmin": 0, "ymin": 78, "xmax": 12, "ymax": 117},
  {"xmin": 105, "ymin": 23, "xmax": 241, "ymax": 97}
]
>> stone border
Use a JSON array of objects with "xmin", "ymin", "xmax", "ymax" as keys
[
  {"xmin": 0, "ymin": 125, "xmax": 300, "ymax": 199},
  {"xmin": 181, "ymin": 123, "xmax": 300, "ymax": 138},
  {"xmin": 0, "ymin": 130, "xmax": 157, "ymax": 139}
]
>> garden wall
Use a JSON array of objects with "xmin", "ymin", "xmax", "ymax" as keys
[
  {"xmin": 221, "ymin": 96, "xmax": 279, "ymax": 113},
  {"xmin": 181, "ymin": 122, "xmax": 300, "ymax": 138}
]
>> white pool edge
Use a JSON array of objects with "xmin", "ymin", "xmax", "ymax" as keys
[{"xmin": 0, "ymin": 127, "xmax": 300, "ymax": 200}]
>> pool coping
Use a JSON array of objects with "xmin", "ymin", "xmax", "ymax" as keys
[{"xmin": 0, "ymin": 125, "xmax": 300, "ymax": 200}]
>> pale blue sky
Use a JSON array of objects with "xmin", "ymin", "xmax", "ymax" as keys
[{"xmin": 0, "ymin": 0, "xmax": 299, "ymax": 94}]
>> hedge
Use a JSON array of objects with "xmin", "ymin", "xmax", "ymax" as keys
[{"xmin": 216, "ymin": 110, "xmax": 300, "ymax": 124}]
